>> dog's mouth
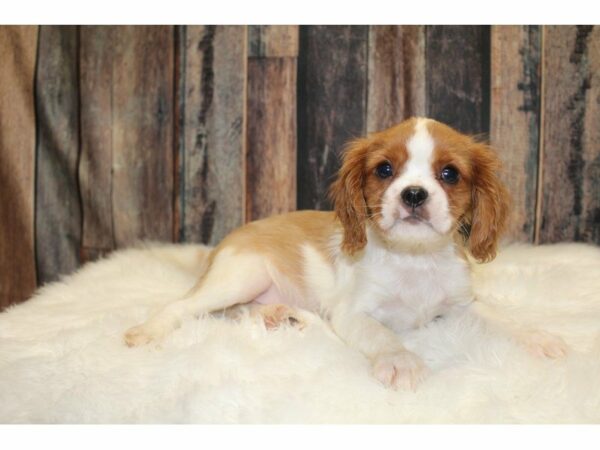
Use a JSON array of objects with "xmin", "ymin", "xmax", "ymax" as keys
[
  {"xmin": 403, "ymin": 214, "xmax": 426, "ymax": 225},
  {"xmin": 377, "ymin": 205, "xmax": 440, "ymax": 235},
  {"xmin": 401, "ymin": 206, "xmax": 432, "ymax": 225},
  {"xmin": 384, "ymin": 212, "xmax": 434, "ymax": 232}
]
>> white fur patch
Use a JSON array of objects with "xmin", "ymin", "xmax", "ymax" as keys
[
  {"xmin": 404, "ymin": 118, "xmax": 436, "ymax": 183},
  {"xmin": 350, "ymin": 227, "xmax": 472, "ymax": 333}
]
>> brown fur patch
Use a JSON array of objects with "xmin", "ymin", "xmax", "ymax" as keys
[
  {"xmin": 426, "ymin": 120, "xmax": 510, "ymax": 262},
  {"xmin": 329, "ymin": 118, "xmax": 418, "ymax": 254},
  {"xmin": 210, "ymin": 210, "xmax": 339, "ymax": 291}
]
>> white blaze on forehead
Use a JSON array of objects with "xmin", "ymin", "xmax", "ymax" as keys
[
  {"xmin": 377, "ymin": 117, "xmax": 453, "ymax": 238},
  {"xmin": 403, "ymin": 118, "xmax": 435, "ymax": 180}
]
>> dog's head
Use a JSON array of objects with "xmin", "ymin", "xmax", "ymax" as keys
[{"xmin": 329, "ymin": 117, "xmax": 509, "ymax": 262}]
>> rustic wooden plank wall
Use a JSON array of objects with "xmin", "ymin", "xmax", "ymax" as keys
[
  {"xmin": 539, "ymin": 26, "xmax": 600, "ymax": 244},
  {"xmin": 297, "ymin": 25, "xmax": 369, "ymax": 211},
  {"xmin": 367, "ymin": 25, "xmax": 426, "ymax": 133},
  {"xmin": 178, "ymin": 25, "xmax": 247, "ymax": 245},
  {"xmin": 246, "ymin": 25, "xmax": 298, "ymax": 221},
  {"xmin": 79, "ymin": 26, "xmax": 115, "ymax": 262},
  {"xmin": 35, "ymin": 26, "xmax": 81, "ymax": 284},
  {"xmin": 111, "ymin": 26, "xmax": 175, "ymax": 247},
  {"xmin": 490, "ymin": 25, "xmax": 541, "ymax": 243},
  {"xmin": 0, "ymin": 25, "xmax": 599, "ymax": 309},
  {"xmin": 426, "ymin": 26, "xmax": 491, "ymax": 135},
  {"xmin": 0, "ymin": 26, "xmax": 38, "ymax": 309}
]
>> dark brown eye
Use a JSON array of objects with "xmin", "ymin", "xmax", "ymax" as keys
[
  {"xmin": 375, "ymin": 162, "xmax": 393, "ymax": 179},
  {"xmin": 440, "ymin": 165, "xmax": 459, "ymax": 184}
]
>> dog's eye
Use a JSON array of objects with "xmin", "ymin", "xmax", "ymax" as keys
[
  {"xmin": 440, "ymin": 165, "xmax": 459, "ymax": 184},
  {"xmin": 375, "ymin": 162, "xmax": 393, "ymax": 179}
]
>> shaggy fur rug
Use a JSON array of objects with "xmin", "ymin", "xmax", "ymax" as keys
[{"xmin": 1, "ymin": 242, "xmax": 599, "ymax": 423}]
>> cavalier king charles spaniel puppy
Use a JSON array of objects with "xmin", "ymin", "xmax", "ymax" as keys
[{"xmin": 125, "ymin": 117, "xmax": 566, "ymax": 390}]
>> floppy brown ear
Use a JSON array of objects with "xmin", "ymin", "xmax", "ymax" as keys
[
  {"xmin": 468, "ymin": 143, "xmax": 510, "ymax": 262},
  {"xmin": 329, "ymin": 138, "xmax": 370, "ymax": 255}
]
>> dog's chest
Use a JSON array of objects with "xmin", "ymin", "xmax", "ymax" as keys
[{"xmin": 352, "ymin": 249, "xmax": 472, "ymax": 332}]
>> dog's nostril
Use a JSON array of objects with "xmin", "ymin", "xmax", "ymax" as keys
[{"xmin": 401, "ymin": 186, "xmax": 428, "ymax": 208}]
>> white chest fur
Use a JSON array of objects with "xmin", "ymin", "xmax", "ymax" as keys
[
  {"xmin": 301, "ymin": 233, "xmax": 473, "ymax": 333},
  {"xmin": 345, "ymin": 240, "xmax": 473, "ymax": 333}
]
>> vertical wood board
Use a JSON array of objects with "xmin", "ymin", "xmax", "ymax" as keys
[
  {"xmin": 246, "ymin": 25, "xmax": 298, "ymax": 222},
  {"xmin": 0, "ymin": 26, "xmax": 39, "ymax": 308},
  {"xmin": 490, "ymin": 25, "xmax": 541, "ymax": 243},
  {"xmin": 180, "ymin": 25, "xmax": 247, "ymax": 245},
  {"xmin": 367, "ymin": 25, "xmax": 426, "ymax": 133},
  {"xmin": 297, "ymin": 25, "xmax": 368, "ymax": 210},
  {"xmin": 540, "ymin": 25, "xmax": 600, "ymax": 243},
  {"xmin": 79, "ymin": 26, "xmax": 117, "ymax": 258},
  {"xmin": 111, "ymin": 26, "xmax": 175, "ymax": 246},
  {"xmin": 425, "ymin": 26, "xmax": 491, "ymax": 135},
  {"xmin": 247, "ymin": 57, "xmax": 297, "ymax": 221},
  {"xmin": 35, "ymin": 25, "xmax": 81, "ymax": 283}
]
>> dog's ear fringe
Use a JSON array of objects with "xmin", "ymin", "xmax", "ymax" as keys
[
  {"xmin": 467, "ymin": 143, "xmax": 510, "ymax": 263},
  {"xmin": 329, "ymin": 138, "xmax": 371, "ymax": 255}
]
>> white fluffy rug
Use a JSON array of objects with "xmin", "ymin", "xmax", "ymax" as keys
[{"xmin": 1, "ymin": 242, "xmax": 600, "ymax": 423}]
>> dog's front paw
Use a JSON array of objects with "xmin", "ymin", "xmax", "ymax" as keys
[
  {"xmin": 124, "ymin": 323, "xmax": 166, "ymax": 347},
  {"xmin": 372, "ymin": 350, "xmax": 429, "ymax": 391},
  {"xmin": 519, "ymin": 329, "xmax": 568, "ymax": 359}
]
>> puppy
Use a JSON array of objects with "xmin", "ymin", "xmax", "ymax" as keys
[{"xmin": 125, "ymin": 117, "xmax": 566, "ymax": 390}]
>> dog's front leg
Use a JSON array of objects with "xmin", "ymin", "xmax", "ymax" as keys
[
  {"xmin": 330, "ymin": 306, "xmax": 429, "ymax": 390},
  {"xmin": 470, "ymin": 301, "xmax": 568, "ymax": 359}
]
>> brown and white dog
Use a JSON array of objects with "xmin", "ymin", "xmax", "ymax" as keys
[{"xmin": 125, "ymin": 117, "xmax": 566, "ymax": 390}]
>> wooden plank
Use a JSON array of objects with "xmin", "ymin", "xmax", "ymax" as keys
[
  {"xmin": 539, "ymin": 25, "xmax": 600, "ymax": 244},
  {"xmin": 247, "ymin": 59, "xmax": 297, "ymax": 221},
  {"xmin": 248, "ymin": 25, "xmax": 299, "ymax": 58},
  {"xmin": 173, "ymin": 25, "xmax": 186, "ymax": 242},
  {"xmin": 490, "ymin": 26, "xmax": 541, "ymax": 243},
  {"xmin": 297, "ymin": 25, "xmax": 369, "ymax": 210},
  {"xmin": 111, "ymin": 26, "xmax": 175, "ymax": 247},
  {"xmin": 79, "ymin": 26, "xmax": 115, "ymax": 259},
  {"xmin": 35, "ymin": 26, "xmax": 81, "ymax": 283},
  {"xmin": 179, "ymin": 26, "xmax": 247, "ymax": 244},
  {"xmin": 425, "ymin": 26, "xmax": 490, "ymax": 135},
  {"xmin": 0, "ymin": 26, "xmax": 39, "ymax": 308},
  {"xmin": 246, "ymin": 25, "xmax": 298, "ymax": 221},
  {"xmin": 367, "ymin": 25, "xmax": 426, "ymax": 133}
]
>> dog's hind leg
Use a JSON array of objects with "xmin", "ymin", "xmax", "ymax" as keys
[{"xmin": 124, "ymin": 249, "xmax": 272, "ymax": 347}]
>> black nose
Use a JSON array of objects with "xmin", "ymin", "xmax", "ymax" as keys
[{"xmin": 401, "ymin": 186, "xmax": 428, "ymax": 208}]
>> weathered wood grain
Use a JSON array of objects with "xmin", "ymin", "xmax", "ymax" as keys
[
  {"xmin": 111, "ymin": 26, "xmax": 175, "ymax": 247},
  {"xmin": 246, "ymin": 25, "xmax": 298, "ymax": 221},
  {"xmin": 425, "ymin": 26, "xmax": 491, "ymax": 135},
  {"xmin": 179, "ymin": 26, "xmax": 247, "ymax": 245},
  {"xmin": 297, "ymin": 25, "xmax": 369, "ymax": 210},
  {"xmin": 35, "ymin": 26, "xmax": 81, "ymax": 283},
  {"xmin": 490, "ymin": 26, "xmax": 541, "ymax": 243},
  {"xmin": 173, "ymin": 25, "xmax": 186, "ymax": 242},
  {"xmin": 367, "ymin": 25, "xmax": 426, "ymax": 133},
  {"xmin": 539, "ymin": 26, "xmax": 600, "ymax": 243},
  {"xmin": 0, "ymin": 26, "xmax": 39, "ymax": 308},
  {"xmin": 79, "ymin": 26, "xmax": 116, "ymax": 259},
  {"xmin": 248, "ymin": 25, "xmax": 299, "ymax": 58},
  {"xmin": 247, "ymin": 59, "xmax": 297, "ymax": 221}
]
